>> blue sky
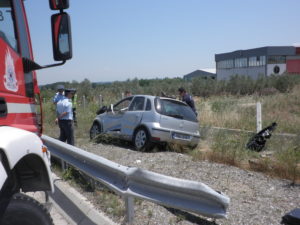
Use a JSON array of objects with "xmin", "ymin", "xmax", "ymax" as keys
[{"xmin": 25, "ymin": 0, "xmax": 300, "ymax": 85}]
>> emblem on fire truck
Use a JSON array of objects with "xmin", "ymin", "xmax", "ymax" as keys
[{"xmin": 4, "ymin": 49, "xmax": 18, "ymax": 92}]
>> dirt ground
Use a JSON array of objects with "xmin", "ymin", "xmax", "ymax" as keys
[{"xmin": 73, "ymin": 139, "xmax": 300, "ymax": 225}]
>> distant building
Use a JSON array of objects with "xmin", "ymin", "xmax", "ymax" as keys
[
  {"xmin": 215, "ymin": 46, "xmax": 300, "ymax": 80},
  {"xmin": 183, "ymin": 69, "xmax": 216, "ymax": 80}
]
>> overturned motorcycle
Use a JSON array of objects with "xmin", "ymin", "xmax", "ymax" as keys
[{"xmin": 246, "ymin": 122, "xmax": 277, "ymax": 152}]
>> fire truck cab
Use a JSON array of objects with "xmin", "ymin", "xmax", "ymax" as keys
[{"xmin": 0, "ymin": 0, "xmax": 72, "ymax": 224}]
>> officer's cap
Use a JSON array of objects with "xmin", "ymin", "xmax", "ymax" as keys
[{"xmin": 56, "ymin": 84, "xmax": 65, "ymax": 90}]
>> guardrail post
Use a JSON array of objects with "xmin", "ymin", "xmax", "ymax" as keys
[
  {"xmin": 61, "ymin": 159, "xmax": 66, "ymax": 172},
  {"xmin": 256, "ymin": 102, "xmax": 262, "ymax": 132},
  {"xmin": 83, "ymin": 95, "xmax": 86, "ymax": 110},
  {"xmin": 98, "ymin": 95, "xmax": 103, "ymax": 107},
  {"xmin": 121, "ymin": 92, "xmax": 125, "ymax": 99},
  {"xmin": 125, "ymin": 196, "xmax": 134, "ymax": 224}
]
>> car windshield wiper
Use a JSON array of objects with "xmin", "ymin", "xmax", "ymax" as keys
[{"xmin": 166, "ymin": 113, "xmax": 184, "ymax": 119}]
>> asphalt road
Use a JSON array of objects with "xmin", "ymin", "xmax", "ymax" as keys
[{"xmin": 50, "ymin": 202, "xmax": 71, "ymax": 225}]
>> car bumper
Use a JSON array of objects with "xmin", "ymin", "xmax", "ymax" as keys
[{"xmin": 151, "ymin": 127, "xmax": 200, "ymax": 146}]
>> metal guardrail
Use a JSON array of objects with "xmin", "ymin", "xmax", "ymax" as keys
[{"xmin": 42, "ymin": 135, "xmax": 230, "ymax": 223}]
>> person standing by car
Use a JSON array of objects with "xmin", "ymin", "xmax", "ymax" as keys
[
  {"xmin": 125, "ymin": 90, "xmax": 132, "ymax": 97},
  {"xmin": 55, "ymin": 89, "xmax": 75, "ymax": 145},
  {"xmin": 178, "ymin": 87, "xmax": 197, "ymax": 115}
]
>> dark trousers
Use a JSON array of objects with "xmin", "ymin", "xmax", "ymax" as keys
[
  {"xmin": 58, "ymin": 120, "xmax": 74, "ymax": 145},
  {"xmin": 73, "ymin": 108, "xmax": 77, "ymax": 125}
]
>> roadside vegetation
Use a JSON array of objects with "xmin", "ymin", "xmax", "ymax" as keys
[
  {"xmin": 52, "ymin": 165, "xmax": 125, "ymax": 219},
  {"xmin": 42, "ymin": 73, "xmax": 300, "ymax": 184}
]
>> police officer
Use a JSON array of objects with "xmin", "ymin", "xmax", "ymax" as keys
[
  {"xmin": 178, "ymin": 87, "xmax": 197, "ymax": 115},
  {"xmin": 53, "ymin": 84, "xmax": 65, "ymax": 104},
  {"xmin": 55, "ymin": 89, "xmax": 75, "ymax": 145}
]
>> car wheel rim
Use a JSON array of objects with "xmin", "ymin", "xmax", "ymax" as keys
[
  {"xmin": 91, "ymin": 124, "xmax": 99, "ymax": 137},
  {"xmin": 135, "ymin": 130, "xmax": 146, "ymax": 148}
]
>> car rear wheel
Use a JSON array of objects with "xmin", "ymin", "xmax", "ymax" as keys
[
  {"xmin": 133, "ymin": 128, "xmax": 153, "ymax": 151},
  {"xmin": 90, "ymin": 122, "xmax": 101, "ymax": 139}
]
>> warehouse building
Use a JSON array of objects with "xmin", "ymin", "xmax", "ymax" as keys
[
  {"xmin": 183, "ymin": 69, "xmax": 216, "ymax": 80},
  {"xmin": 215, "ymin": 46, "xmax": 300, "ymax": 80}
]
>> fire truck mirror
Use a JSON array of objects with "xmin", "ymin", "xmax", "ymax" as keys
[
  {"xmin": 51, "ymin": 13, "xmax": 72, "ymax": 61},
  {"xmin": 49, "ymin": 0, "xmax": 69, "ymax": 10}
]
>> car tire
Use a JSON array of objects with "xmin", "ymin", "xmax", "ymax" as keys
[
  {"xmin": 133, "ymin": 127, "xmax": 153, "ymax": 151},
  {"xmin": 90, "ymin": 122, "xmax": 101, "ymax": 139},
  {"xmin": 190, "ymin": 144, "xmax": 198, "ymax": 150},
  {"xmin": 1, "ymin": 193, "xmax": 53, "ymax": 225}
]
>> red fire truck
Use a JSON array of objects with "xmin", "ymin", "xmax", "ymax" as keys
[{"xmin": 0, "ymin": 0, "xmax": 72, "ymax": 224}]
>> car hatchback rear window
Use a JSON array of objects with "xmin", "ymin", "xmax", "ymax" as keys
[{"xmin": 155, "ymin": 98, "xmax": 197, "ymax": 122}]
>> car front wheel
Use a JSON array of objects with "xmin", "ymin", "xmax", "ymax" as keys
[
  {"xmin": 133, "ymin": 128, "xmax": 153, "ymax": 151},
  {"xmin": 90, "ymin": 122, "xmax": 101, "ymax": 139}
]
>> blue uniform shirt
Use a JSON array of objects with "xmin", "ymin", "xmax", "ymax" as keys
[
  {"xmin": 56, "ymin": 98, "xmax": 73, "ymax": 120},
  {"xmin": 53, "ymin": 92, "xmax": 65, "ymax": 104}
]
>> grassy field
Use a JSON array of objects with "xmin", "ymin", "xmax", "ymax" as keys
[
  {"xmin": 198, "ymin": 85, "xmax": 300, "ymax": 133},
  {"xmin": 194, "ymin": 85, "xmax": 300, "ymax": 183},
  {"xmin": 43, "ymin": 84, "xmax": 300, "ymax": 184}
]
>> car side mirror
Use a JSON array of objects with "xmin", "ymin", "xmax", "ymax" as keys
[
  {"xmin": 21, "ymin": 2, "xmax": 72, "ymax": 74},
  {"xmin": 51, "ymin": 13, "xmax": 72, "ymax": 61},
  {"xmin": 49, "ymin": 0, "xmax": 69, "ymax": 10}
]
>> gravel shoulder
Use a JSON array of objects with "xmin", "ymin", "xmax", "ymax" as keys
[{"xmin": 75, "ymin": 139, "xmax": 300, "ymax": 225}]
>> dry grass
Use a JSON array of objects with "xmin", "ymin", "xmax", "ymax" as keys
[
  {"xmin": 196, "ymin": 85, "xmax": 300, "ymax": 134},
  {"xmin": 191, "ymin": 126, "xmax": 300, "ymax": 184},
  {"xmin": 197, "ymin": 96, "xmax": 258, "ymax": 131},
  {"xmin": 247, "ymin": 157, "xmax": 300, "ymax": 184},
  {"xmin": 263, "ymin": 87, "xmax": 300, "ymax": 133}
]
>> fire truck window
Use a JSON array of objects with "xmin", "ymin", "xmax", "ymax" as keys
[{"xmin": 0, "ymin": 1, "xmax": 18, "ymax": 52}]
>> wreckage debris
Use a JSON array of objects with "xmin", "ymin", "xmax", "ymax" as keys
[{"xmin": 246, "ymin": 122, "xmax": 277, "ymax": 152}]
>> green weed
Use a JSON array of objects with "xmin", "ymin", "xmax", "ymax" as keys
[
  {"xmin": 275, "ymin": 143, "xmax": 300, "ymax": 184},
  {"xmin": 210, "ymin": 131, "xmax": 251, "ymax": 166}
]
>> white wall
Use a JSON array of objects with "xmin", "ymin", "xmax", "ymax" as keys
[{"xmin": 266, "ymin": 64, "xmax": 286, "ymax": 76}]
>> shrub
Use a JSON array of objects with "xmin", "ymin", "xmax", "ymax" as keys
[
  {"xmin": 275, "ymin": 144, "xmax": 300, "ymax": 184},
  {"xmin": 191, "ymin": 77, "xmax": 216, "ymax": 97},
  {"xmin": 258, "ymin": 87, "xmax": 278, "ymax": 96},
  {"xmin": 272, "ymin": 75, "xmax": 293, "ymax": 93},
  {"xmin": 226, "ymin": 75, "xmax": 255, "ymax": 95}
]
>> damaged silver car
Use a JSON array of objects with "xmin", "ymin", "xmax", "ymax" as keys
[{"xmin": 90, "ymin": 95, "xmax": 200, "ymax": 151}]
